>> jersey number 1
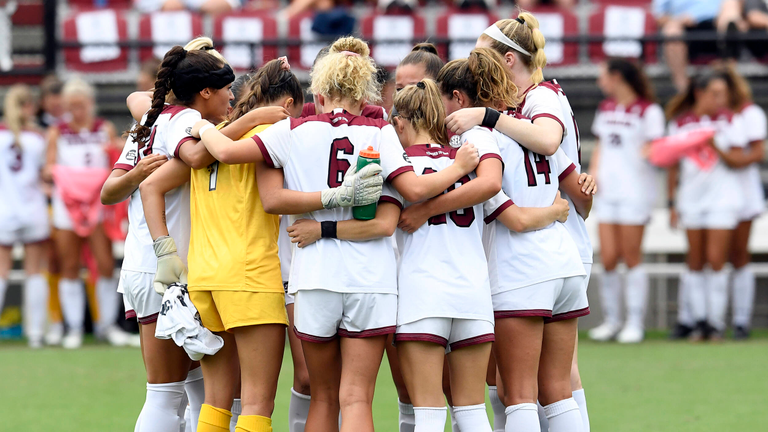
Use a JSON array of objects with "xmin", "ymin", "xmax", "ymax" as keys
[
  {"xmin": 522, "ymin": 148, "xmax": 552, "ymax": 187},
  {"xmin": 208, "ymin": 161, "xmax": 219, "ymax": 191}
]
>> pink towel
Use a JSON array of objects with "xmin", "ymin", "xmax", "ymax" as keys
[
  {"xmin": 52, "ymin": 165, "xmax": 110, "ymax": 237},
  {"xmin": 648, "ymin": 129, "xmax": 718, "ymax": 170}
]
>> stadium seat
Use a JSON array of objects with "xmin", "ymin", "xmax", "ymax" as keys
[
  {"xmin": 138, "ymin": 11, "xmax": 204, "ymax": 62},
  {"xmin": 287, "ymin": 11, "xmax": 330, "ymax": 70},
  {"xmin": 213, "ymin": 11, "xmax": 278, "ymax": 71},
  {"xmin": 11, "ymin": 1, "xmax": 44, "ymax": 26},
  {"xmin": 513, "ymin": 7, "xmax": 579, "ymax": 66},
  {"xmin": 67, "ymin": 0, "xmax": 132, "ymax": 9},
  {"xmin": 588, "ymin": 3, "xmax": 657, "ymax": 63},
  {"xmin": 360, "ymin": 9, "xmax": 426, "ymax": 69},
  {"xmin": 62, "ymin": 9, "xmax": 129, "ymax": 72},
  {"xmin": 436, "ymin": 6, "xmax": 498, "ymax": 61}
]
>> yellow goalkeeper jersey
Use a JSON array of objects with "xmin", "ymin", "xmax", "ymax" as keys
[{"xmin": 187, "ymin": 123, "xmax": 282, "ymax": 292}]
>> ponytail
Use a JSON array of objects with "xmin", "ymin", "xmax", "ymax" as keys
[
  {"xmin": 228, "ymin": 58, "xmax": 303, "ymax": 123},
  {"xmin": 480, "ymin": 12, "xmax": 547, "ymax": 84},
  {"xmin": 392, "ymin": 79, "xmax": 448, "ymax": 146},
  {"xmin": 398, "ymin": 43, "xmax": 444, "ymax": 80},
  {"xmin": 605, "ymin": 58, "xmax": 655, "ymax": 102},
  {"xmin": 3, "ymin": 85, "xmax": 34, "ymax": 149},
  {"xmin": 437, "ymin": 48, "xmax": 516, "ymax": 109}
]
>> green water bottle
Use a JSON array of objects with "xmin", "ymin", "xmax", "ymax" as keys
[{"xmin": 353, "ymin": 146, "xmax": 381, "ymax": 220}]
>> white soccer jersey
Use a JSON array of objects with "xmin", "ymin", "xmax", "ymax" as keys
[
  {"xmin": 55, "ymin": 118, "xmax": 110, "ymax": 169},
  {"xmin": 394, "ymin": 143, "xmax": 510, "ymax": 326},
  {"xmin": 255, "ymin": 108, "xmax": 412, "ymax": 295},
  {"xmin": 737, "ymin": 104, "xmax": 766, "ymax": 217},
  {"xmin": 278, "ymin": 216, "xmax": 293, "ymax": 283},
  {"xmin": 669, "ymin": 110, "xmax": 748, "ymax": 216},
  {"xmin": 487, "ymin": 130, "xmax": 585, "ymax": 293},
  {"xmin": 591, "ymin": 99, "xmax": 664, "ymax": 205},
  {"xmin": 519, "ymin": 81, "xmax": 593, "ymax": 263},
  {"xmin": 0, "ymin": 127, "xmax": 48, "ymax": 231}
]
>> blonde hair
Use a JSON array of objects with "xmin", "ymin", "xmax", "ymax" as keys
[
  {"xmin": 392, "ymin": 79, "xmax": 448, "ymax": 146},
  {"xmin": 310, "ymin": 36, "xmax": 380, "ymax": 104},
  {"xmin": 3, "ymin": 85, "xmax": 35, "ymax": 148},
  {"xmin": 62, "ymin": 78, "xmax": 95, "ymax": 100},
  {"xmin": 480, "ymin": 12, "xmax": 547, "ymax": 84},
  {"xmin": 437, "ymin": 48, "xmax": 518, "ymax": 109},
  {"xmin": 184, "ymin": 36, "xmax": 227, "ymax": 64}
]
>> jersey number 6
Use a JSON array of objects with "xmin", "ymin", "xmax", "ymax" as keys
[{"xmin": 327, "ymin": 138, "xmax": 354, "ymax": 188}]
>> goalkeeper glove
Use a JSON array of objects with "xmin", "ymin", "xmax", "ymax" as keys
[
  {"xmin": 153, "ymin": 236, "xmax": 188, "ymax": 295},
  {"xmin": 321, "ymin": 163, "xmax": 384, "ymax": 209}
]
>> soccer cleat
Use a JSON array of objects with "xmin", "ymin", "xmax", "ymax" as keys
[
  {"xmin": 28, "ymin": 337, "xmax": 44, "ymax": 349},
  {"xmin": 733, "ymin": 326, "xmax": 751, "ymax": 340},
  {"xmin": 689, "ymin": 320, "xmax": 711, "ymax": 342},
  {"xmin": 45, "ymin": 322, "xmax": 64, "ymax": 346},
  {"xmin": 588, "ymin": 322, "xmax": 621, "ymax": 341},
  {"xmin": 669, "ymin": 322, "xmax": 693, "ymax": 340},
  {"xmin": 616, "ymin": 325, "xmax": 644, "ymax": 344},
  {"xmin": 62, "ymin": 331, "xmax": 83, "ymax": 349}
]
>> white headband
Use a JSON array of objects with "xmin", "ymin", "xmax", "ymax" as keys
[{"xmin": 483, "ymin": 24, "xmax": 531, "ymax": 57}]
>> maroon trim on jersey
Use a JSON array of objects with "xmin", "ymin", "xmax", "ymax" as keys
[
  {"xmin": 386, "ymin": 165, "xmax": 414, "ymax": 182},
  {"xmin": 112, "ymin": 163, "xmax": 134, "ymax": 172},
  {"xmin": 484, "ymin": 199, "xmax": 513, "ymax": 224},
  {"xmin": 125, "ymin": 310, "xmax": 137, "ymax": 320},
  {"xmin": 379, "ymin": 195, "xmax": 403, "ymax": 209},
  {"xmin": 558, "ymin": 163, "xmax": 576, "ymax": 182},
  {"xmin": 675, "ymin": 109, "xmax": 736, "ymax": 128},
  {"xmin": 138, "ymin": 312, "xmax": 160, "ymax": 325},
  {"xmin": 338, "ymin": 325, "xmax": 396, "ymax": 338},
  {"xmin": 294, "ymin": 327, "xmax": 338, "ymax": 343},
  {"xmin": 405, "ymin": 144, "xmax": 456, "ymax": 159},
  {"xmin": 531, "ymin": 113, "xmax": 565, "ymax": 134},
  {"xmin": 300, "ymin": 103, "xmax": 385, "ymax": 120},
  {"xmin": 545, "ymin": 307, "xmax": 590, "ymax": 324},
  {"xmin": 479, "ymin": 153, "xmax": 502, "ymax": 164},
  {"xmin": 598, "ymin": 98, "xmax": 653, "ymax": 116},
  {"xmin": 174, "ymin": 136, "xmax": 195, "ymax": 159},
  {"xmin": 290, "ymin": 110, "xmax": 389, "ymax": 130},
  {"xmin": 252, "ymin": 135, "xmax": 275, "ymax": 168},
  {"xmin": 450, "ymin": 333, "xmax": 495, "ymax": 351},
  {"xmin": 162, "ymin": 105, "xmax": 189, "ymax": 119},
  {"xmin": 494, "ymin": 309, "xmax": 552, "ymax": 319},
  {"xmin": 395, "ymin": 332, "xmax": 448, "ymax": 347}
]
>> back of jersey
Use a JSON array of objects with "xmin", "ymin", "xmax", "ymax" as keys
[
  {"xmin": 55, "ymin": 119, "xmax": 110, "ymax": 169},
  {"xmin": 0, "ymin": 127, "xmax": 47, "ymax": 229}
]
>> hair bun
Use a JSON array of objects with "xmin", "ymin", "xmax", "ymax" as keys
[
  {"xmin": 330, "ymin": 36, "xmax": 370, "ymax": 57},
  {"xmin": 412, "ymin": 43, "xmax": 438, "ymax": 56}
]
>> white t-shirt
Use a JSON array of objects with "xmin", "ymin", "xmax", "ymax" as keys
[
  {"xmin": 0, "ymin": 126, "xmax": 48, "ymax": 231},
  {"xmin": 395, "ymin": 143, "xmax": 509, "ymax": 326},
  {"xmin": 55, "ymin": 118, "xmax": 110, "ymax": 169},
  {"xmin": 518, "ymin": 81, "xmax": 593, "ymax": 263},
  {"xmin": 487, "ymin": 129, "xmax": 585, "ymax": 293},
  {"xmin": 255, "ymin": 108, "xmax": 412, "ymax": 295},
  {"xmin": 669, "ymin": 110, "xmax": 748, "ymax": 215},
  {"xmin": 737, "ymin": 103, "xmax": 766, "ymax": 209},
  {"xmin": 591, "ymin": 99, "xmax": 665, "ymax": 206}
]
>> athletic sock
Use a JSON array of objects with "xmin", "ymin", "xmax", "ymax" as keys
[
  {"xmin": 198, "ymin": 404, "xmax": 232, "ymax": 432},
  {"xmin": 178, "ymin": 390, "xmax": 189, "ymax": 432},
  {"xmin": 676, "ymin": 271, "xmax": 693, "ymax": 326},
  {"xmin": 706, "ymin": 269, "xmax": 729, "ymax": 331},
  {"xmin": 59, "ymin": 278, "xmax": 85, "ymax": 333},
  {"xmin": 572, "ymin": 389, "xmax": 590, "ymax": 432},
  {"xmin": 504, "ymin": 403, "xmax": 540, "ymax": 432},
  {"xmin": 230, "ymin": 399, "xmax": 241, "ymax": 432},
  {"xmin": 488, "ymin": 386, "xmax": 506, "ymax": 432},
  {"xmin": 413, "ymin": 407, "xmax": 447, "ymax": 432},
  {"xmin": 732, "ymin": 265, "xmax": 755, "ymax": 327},
  {"xmin": 625, "ymin": 266, "xmax": 649, "ymax": 329},
  {"xmin": 686, "ymin": 271, "xmax": 706, "ymax": 324},
  {"xmin": 537, "ymin": 402, "xmax": 548, "ymax": 432},
  {"xmin": 449, "ymin": 406, "xmax": 461, "ymax": 432},
  {"xmin": 185, "ymin": 367, "xmax": 205, "ymax": 432},
  {"xmin": 23, "ymin": 274, "xmax": 48, "ymax": 342},
  {"xmin": 398, "ymin": 398, "xmax": 415, "ymax": 432},
  {"xmin": 600, "ymin": 270, "xmax": 622, "ymax": 327},
  {"xmin": 289, "ymin": 388, "xmax": 310, "ymax": 432},
  {"xmin": 543, "ymin": 398, "xmax": 583, "ymax": 432},
  {"xmin": 235, "ymin": 414, "xmax": 271, "ymax": 432},
  {"xmin": 96, "ymin": 276, "xmax": 119, "ymax": 333},
  {"xmin": 0, "ymin": 278, "xmax": 7, "ymax": 315},
  {"xmin": 453, "ymin": 404, "xmax": 492, "ymax": 432},
  {"xmin": 135, "ymin": 381, "xmax": 186, "ymax": 432}
]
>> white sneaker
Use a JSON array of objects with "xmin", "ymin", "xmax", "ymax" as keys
[
  {"xmin": 102, "ymin": 325, "xmax": 133, "ymax": 347},
  {"xmin": 588, "ymin": 322, "xmax": 621, "ymax": 341},
  {"xmin": 28, "ymin": 337, "xmax": 44, "ymax": 349},
  {"xmin": 45, "ymin": 323, "xmax": 64, "ymax": 346},
  {"xmin": 617, "ymin": 325, "xmax": 644, "ymax": 344},
  {"xmin": 127, "ymin": 333, "xmax": 142, "ymax": 348},
  {"xmin": 62, "ymin": 331, "xmax": 83, "ymax": 349}
]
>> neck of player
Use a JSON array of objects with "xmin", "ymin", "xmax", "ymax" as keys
[
  {"xmin": 614, "ymin": 84, "xmax": 637, "ymax": 107},
  {"xmin": 322, "ymin": 98, "xmax": 363, "ymax": 116}
]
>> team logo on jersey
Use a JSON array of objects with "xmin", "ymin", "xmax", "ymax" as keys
[
  {"xmin": 126, "ymin": 149, "xmax": 137, "ymax": 163},
  {"xmin": 185, "ymin": 127, "xmax": 192, "ymax": 136},
  {"xmin": 449, "ymin": 135, "xmax": 462, "ymax": 148},
  {"xmin": 402, "ymin": 152, "xmax": 411, "ymax": 163}
]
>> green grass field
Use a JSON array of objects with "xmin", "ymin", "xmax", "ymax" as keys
[{"xmin": 1, "ymin": 332, "xmax": 767, "ymax": 432}]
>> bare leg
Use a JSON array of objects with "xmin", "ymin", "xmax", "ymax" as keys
[
  {"xmin": 339, "ymin": 336, "xmax": 387, "ymax": 432},
  {"xmin": 302, "ymin": 338, "xmax": 342, "ymax": 432}
]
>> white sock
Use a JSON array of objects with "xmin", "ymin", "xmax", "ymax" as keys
[
  {"xmin": 185, "ymin": 367, "xmax": 204, "ymax": 432},
  {"xmin": 449, "ymin": 406, "xmax": 461, "ymax": 432},
  {"xmin": 537, "ymin": 402, "xmax": 549, "ymax": 432},
  {"xmin": 414, "ymin": 407, "xmax": 447, "ymax": 432},
  {"xmin": 135, "ymin": 381, "xmax": 185, "ymax": 432},
  {"xmin": 732, "ymin": 265, "xmax": 755, "ymax": 327},
  {"xmin": 0, "ymin": 278, "xmax": 7, "ymax": 315},
  {"xmin": 23, "ymin": 274, "xmax": 48, "ymax": 342},
  {"xmin": 625, "ymin": 266, "xmax": 649, "ymax": 329},
  {"xmin": 229, "ymin": 398, "xmax": 241, "ymax": 432},
  {"xmin": 504, "ymin": 403, "xmax": 540, "ymax": 432},
  {"xmin": 544, "ymin": 398, "xmax": 583, "ymax": 432},
  {"xmin": 572, "ymin": 389, "xmax": 589, "ymax": 432},
  {"xmin": 599, "ymin": 270, "xmax": 622, "ymax": 326},
  {"xmin": 398, "ymin": 399, "xmax": 415, "ymax": 432},
  {"xmin": 59, "ymin": 278, "xmax": 85, "ymax": 333},
  {"xmin": 177, "ymin": 390, "xmax": 188, "ymax": 432},
  {"xmin": 488, "ymin": 386, "xmax": 506, "ymax": 432},
  {"xmin": 289, "ymin": 387, "xmax": 311, "ymax": 432},
  {"xmin": 686, "ymin": 271, "xmax": 706, "ymax": 323},
  {"xmin": 706, "ymin": 269, "xmax": 729, "ymax": 331},
  {"xmin": 454, "ymin": 404, "xmax": 492, "ymax": 432},
  {"xmin": 96, "ymin": 277, "xmax": 119, "ymax": 333},
  {"xmin": 677, "ymin": 271, "xmax": 693, "ymax": 326}
]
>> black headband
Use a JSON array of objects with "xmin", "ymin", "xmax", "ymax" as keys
[{"xmin": 172, "ymin": 64, "xmax": 235, "ymax": 100}]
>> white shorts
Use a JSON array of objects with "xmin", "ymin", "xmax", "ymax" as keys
[
  {"xmin": 493, "ymin": 276, "xmax": 589, "ymax": 323},
  {"xmin": 0, "ymin": 223, "xmax": 50, "ymax": 246},
  {"xmin": 680, "ymin": 210, "xmax": 739, "ymax": 230},
  {"xmin": 284, "ymin": 282, "xmax": 295, "ymax": 306},
  {"xmin": 395, "ymin": 317, "xmax": 495, "ymax": 351},
  {"xmin": 293, "ymin": 289, "xmax": 397, "ymax": 342},
  {"xmin": 738, "ymin": 192, "xmax": 765, "ymax": 222},
  {"xmin": 119, "ymin": 270, "xmax": 161, "ymax": 324},
  {"xmin": 52, "ymin": 190, "xmax": 103, "ymax": 232},
  {"xmin": 596, "ymin": 200, "xmax": 652, "ymax": 226}
]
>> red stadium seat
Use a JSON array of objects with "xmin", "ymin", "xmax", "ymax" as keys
[
  {"xmin": 62, "ymin": 9, "xmax": 129, "ymax": 72},
  {"xmin": 513, "ymin": 7, "xmax": 579, "ymax": 66},
  {"xmin": 213, "ymin": 11, "xmax": 278, "ymax": 71},
  {"xmin": 360, "ymin": 9, "xmax": 426, "ymax": 69},
  {"xmin": 138, "ymin": 11, "xmax": 204, "ymax": 62},
  {"xmin": 436, "ymin": 6, "xmax": 498, "ymax": 61},
  {"xmin": 11, "ymin": 1, "xmax": 44, "ymax": 26},
  {"xmin": 67, "ymin": 0, "xmax": 132, "ymax": 9},
  {"xmin": 287, "ymin": 11, "xmax": 329, "ymax": 70},
  {"xmin": 592, "ymin": 0, "xmax": 651, "ymax": 5},
  {"xmin": 588, "ymin": 4, "xmax": 657, "ymax": 63}
]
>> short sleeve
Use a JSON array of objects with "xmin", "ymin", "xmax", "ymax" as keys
[
  {"xmin": 113, "ymin": 136, "xmax": 138, "ymax": 171},
  {"xmin": 553, "ymin": 148, "xmax": 576, "ymax": 181},
  {"xmin": 742, "ymin": 105, "xmax": 767, "ymax": 142},
  {"xmin": 643, "ymin": 104, "xmax": 666, "ymax": 142},
  {"xmin": 483, "ymin": 190, "xmax": 513, "ymax": 224},
  {"xmin": 379, "ymin": 182, "xmax": 404, "ymax": 209},
  {"xmin": 167, "ymin": 109, "xmax": 202, "ymax": 159},
  {"xmin": 461, "ymin": 127, "xmax": 501, "ymax": 163},
  {"xmin": 253, "ymin": 118, "xmax": 292, "ymax": 169},
  {"xmin": 591, "ymin": 109, "xmax": 605, "ymax": 138},
  {"xmin": 524, "ymin": 88, "xmax": 567, "ymax": 137},
  {"xmin": 379, "ymin": 125, "xmax": 414, "ymax": 182},
  {"xmin": 727, "ymin": 115, "xmax": 749, "ymax": 149}
]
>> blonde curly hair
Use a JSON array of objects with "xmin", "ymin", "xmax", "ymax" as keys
[{"xmin": 310, "ymin": 37, "xmax": 381, "ymax": 104}]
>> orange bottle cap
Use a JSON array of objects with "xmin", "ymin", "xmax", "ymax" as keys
[{"xmin": 359, "ymin": 146, "xmax": 380, "ymax": 158}]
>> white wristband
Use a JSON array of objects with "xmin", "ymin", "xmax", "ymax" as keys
[{"xmin": 198, "ymin": 123, "xmax": 215, "ymax": 138}]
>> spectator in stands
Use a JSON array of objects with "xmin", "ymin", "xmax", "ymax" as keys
[
  {"xmin": 133, "ymin": 0, "xmax": 239, "ymax": 16},
  {"xmin": 36, "ymin": 75, "xmax": 67, "ymax": 129},
  {"xmin": 515, "ymin": 0, "xmax": 575, "ymax": 10},
  {"xmin": 742, "ymin": 0, "xmax": 768, "ymax": 59},
  {"xmin": 136, "ymin": 58, "xmax": 161, "ymax": 92}
]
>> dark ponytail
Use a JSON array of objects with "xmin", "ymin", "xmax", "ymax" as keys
[
  {"xmin": 227, "ymin": 58, "xmax": 303, "ymax": 123},
  {"xmin": 665, "ymin": 70, "xmax": 728, "ymax": 120},
  {"xmin": 605, "ymin": 58, "xmax": 655, "ymax": 103},
  {"xmin": 399, "ymin": 43, "xmax": 444, "ymax": 80},
  {"xmin": 132, "ymin": 46, "xmax": 187, "ymax": 144}
]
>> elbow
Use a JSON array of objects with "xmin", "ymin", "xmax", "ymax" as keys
[
  {"xmin": 509, "ymin": 219, "xmax": 527, "ymax": 233},
  {"xmin": 381, "ymin": 219, "xmax": 397, "ymax": 237},
  {"xmin": 138, "ymin": 177, "xmax": 158, "ymax": 196},
  {"xmin": 478, "ymin": 178, "xmax": 502, "ymax": 201},
  {"xmin": 260, "ymin": 196, "xmax": 280, "ymax": 215},
  {"xmin": 538, "ymin": 134, "xmax": 561, "ymax": 156},
  {"xmin": 401, "ymin": 186, "xmax": 427, "ymax": 204},
  {"xmin": 187, "ymin": 155, "xmax": 209, "ymax": 170}
]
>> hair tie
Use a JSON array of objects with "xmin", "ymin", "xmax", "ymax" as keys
[
  {"xmin": 515, "ymin": 17, "xmax": 525, "ymax": 25},
  {"xmin": 416, "ymin": 81, "xmax": 426, "ymax": 89},
  {"xmin": 341, "ymin": 51, "xmax": 360, "ymax": 57},
  {"xmin": 278, "ymin": 56, "xmax": 291, "ymax": 71}
]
